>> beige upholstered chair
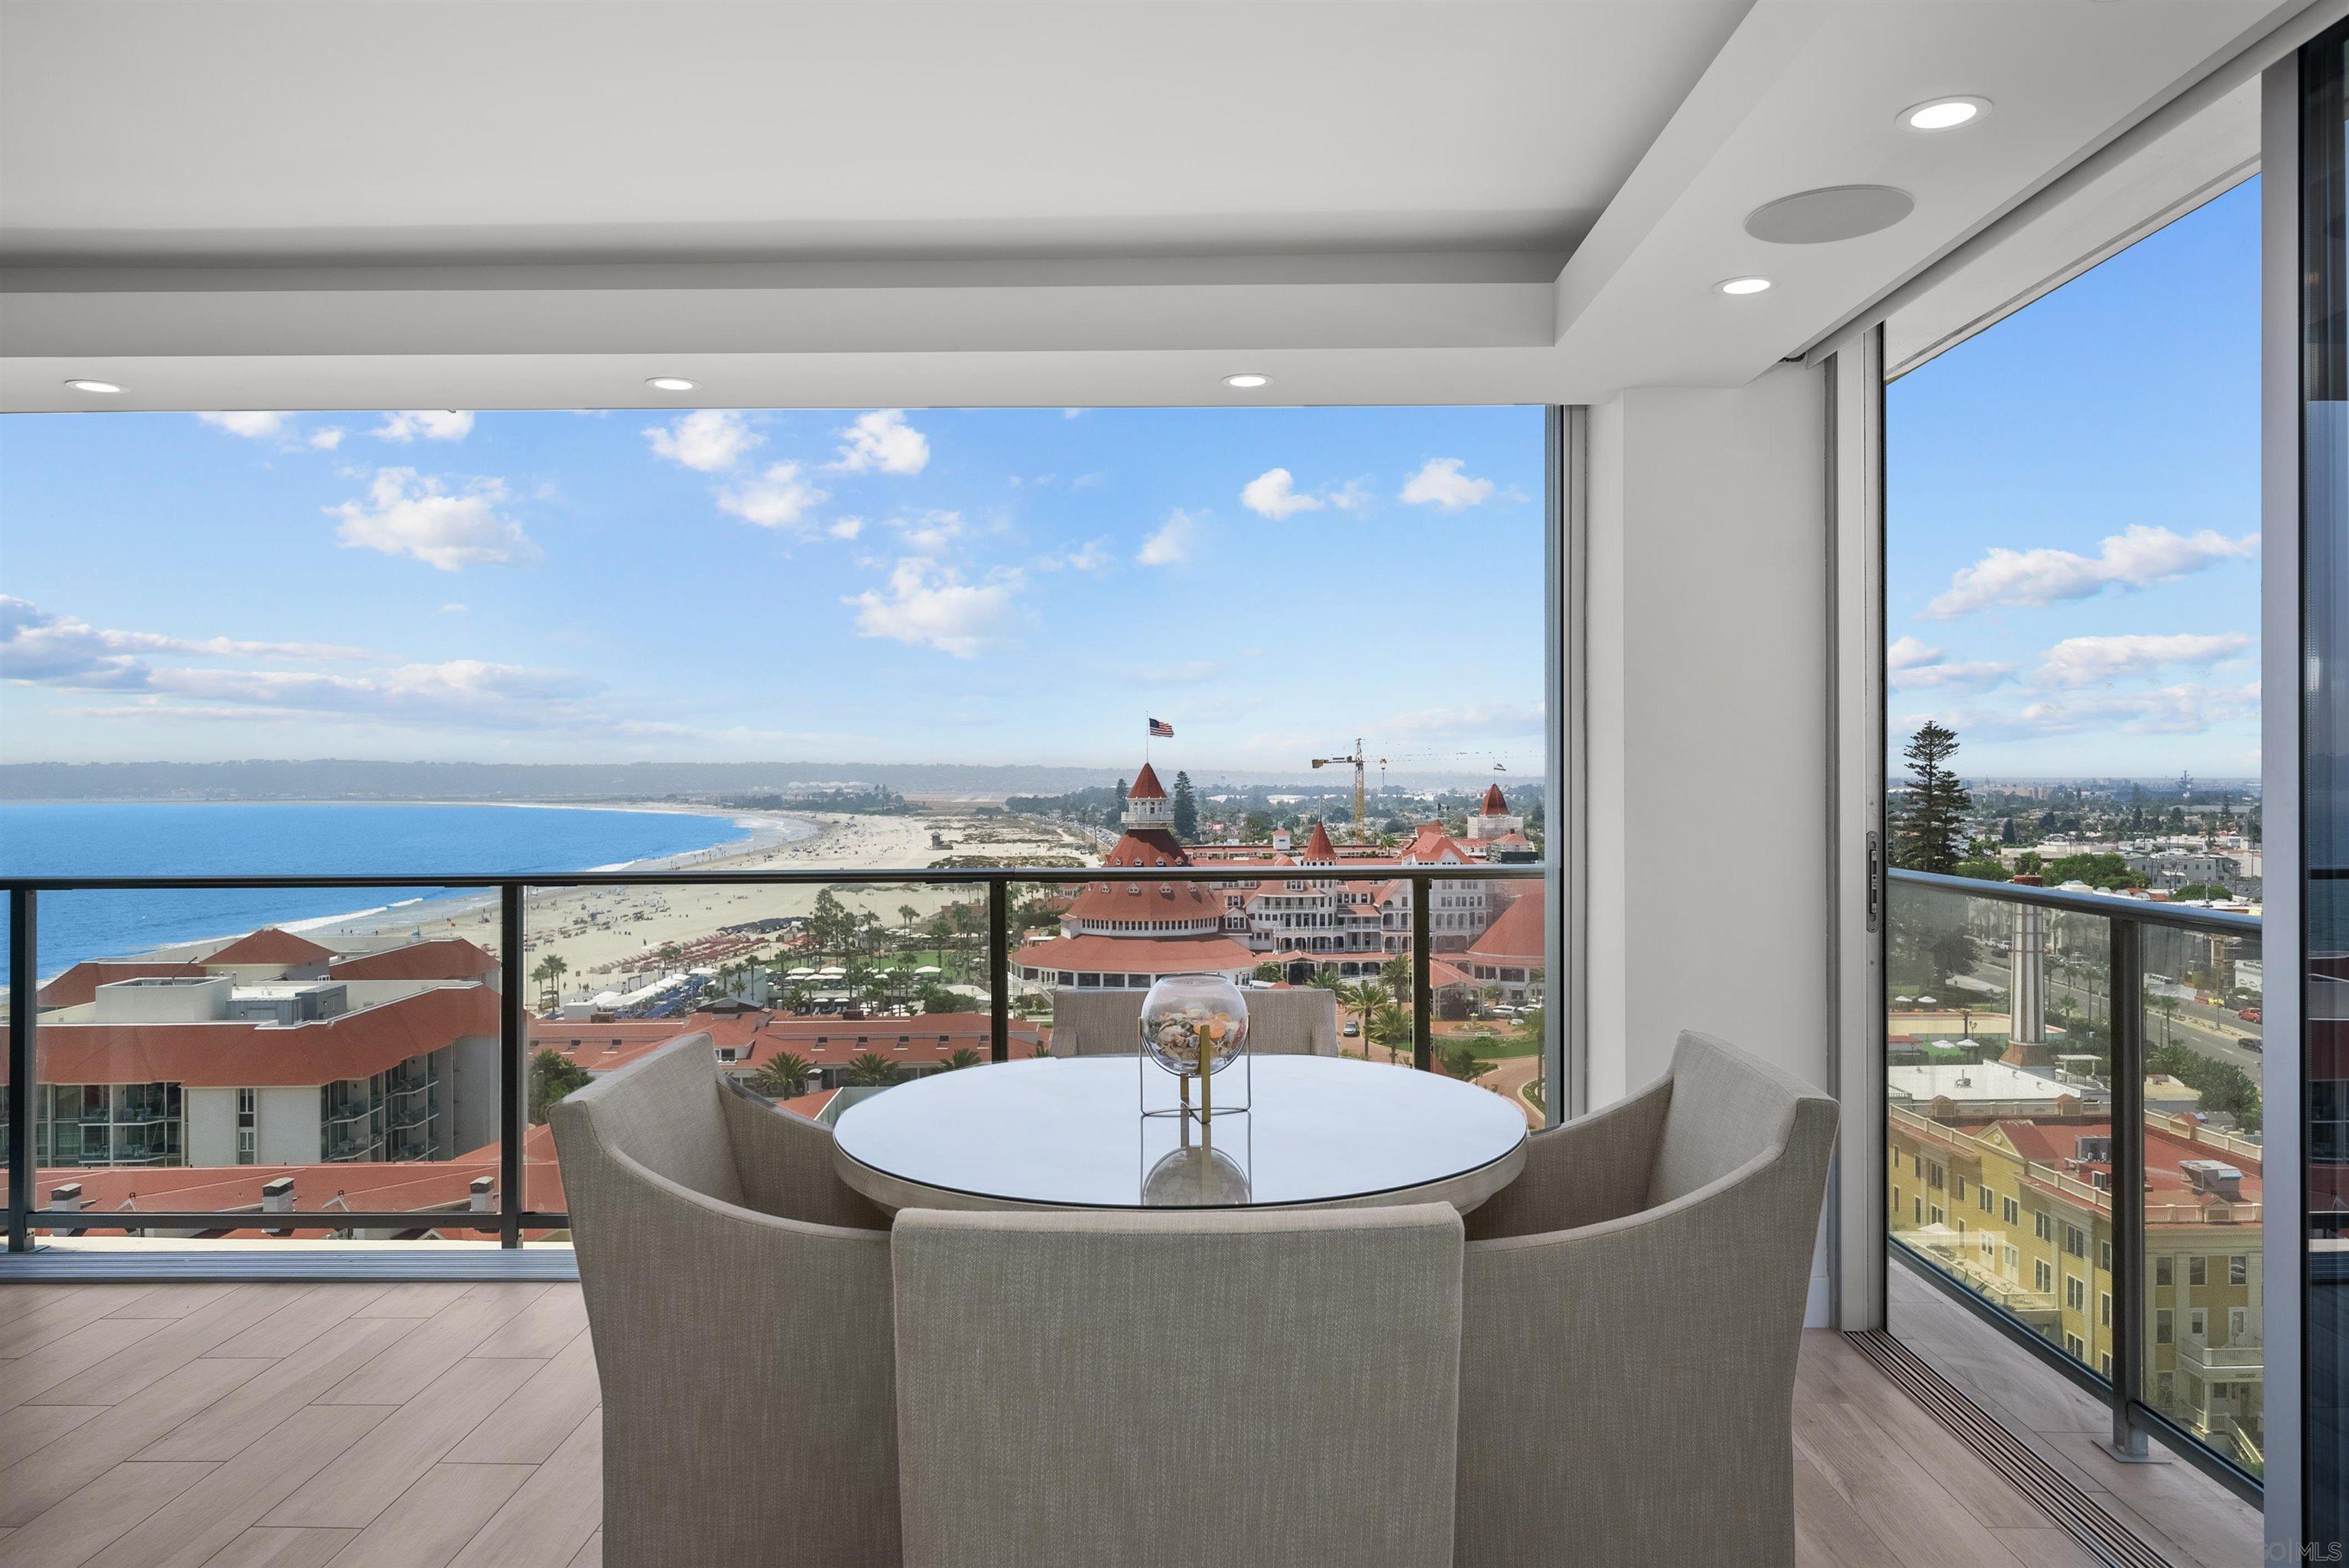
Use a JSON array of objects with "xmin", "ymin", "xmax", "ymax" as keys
[
  {"xmin": 1454, "ymin": 1031, "xmax": 1838, "ymax": 1568},
  {"xmin": 892, "ymin": 1204, "xmax": 1466, "ymax": 1568},
  {"xmin": 551, "ymin": 1032, "xmax": 897, "ymax": 1568},
  {"xmin": 1051, "ymin": 984, "xmax": 1338, "ymax": 1056}
]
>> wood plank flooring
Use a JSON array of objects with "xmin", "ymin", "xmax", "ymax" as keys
[
  {"xmin": 1889, "ymin": 1259, "xmax": 2263, "ymax": 1568},
  {"xmin": 0, "ymin": 1277, "xmax": 2188, "ymax": 1567}
]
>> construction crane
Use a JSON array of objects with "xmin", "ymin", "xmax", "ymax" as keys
[{"xmin": 1310, "ymin": 738, "xmax": 1368, "ymax": 839}]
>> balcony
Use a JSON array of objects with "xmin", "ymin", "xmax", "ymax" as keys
[{"xmin": 2175, "ymin": 1333, "xmax": 2265, "ymax": 1379}]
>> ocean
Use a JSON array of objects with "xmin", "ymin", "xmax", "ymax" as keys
[{"xmin": 0, "ymin": 801, "xmax": 775, "ymax": 979}]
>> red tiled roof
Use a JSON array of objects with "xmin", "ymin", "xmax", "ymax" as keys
[
  {"xmin": 1065, "ymin": 880, "xmax": 1225, "ymax": 922},
  {"xmin": 1399, "ymin": 823, "xmax": 1471, "ymax": 865},
  {"xmin": 1011, "ymin": 933, "xmax": 1260, "ymax": 976},
  {"xmin": 1128, "ymin": 762, "xmax": 1168, "ymax": 800},
  {"xmin": 37, "ymin": 961, "xmax": 209, "ymax": 1010},
  {"xmin": 531, "ymin": 1011, "xmax": 1045, "ymax": 1076},
  {"xmin": 1480, "ymin": 783, "xmax": 1508, "ymax": 814},
  {"xmin": 1304, "ymin": 821, "xmax": 1335, "ymax": 859},
  {"xmin": 1993, "ymin": 1117, "xmax": 2263, "ymax": 1208},
  {"xmin": 1102, "ymin": 828, "xmax": 1192, "ymax": 868},
  {"xmin": 330, "ymin": 939, "xmax": 500, "ymax": 982},
  {"xmin": 206, "ymin": 927, "xmax": 336, "ymax": 966},
  {"xmin": 37, "ymin": 983, "xmax": 499, "ymax": 1087},
  {"xmin": 1465, "ymin": 885, "xmax": 1545, "ymax": 966}
]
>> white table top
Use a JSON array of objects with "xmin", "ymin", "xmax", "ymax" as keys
[{"xmin": 831, "ymin": 1054, "xmax": 1529, "ymax": 1212}]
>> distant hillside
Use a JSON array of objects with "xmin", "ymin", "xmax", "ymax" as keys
[{"xmin": 0, "ymin": 758, "xmax": 1538, "ymax": 803}]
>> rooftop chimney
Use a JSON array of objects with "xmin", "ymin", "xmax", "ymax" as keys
[
  {"xmin": 469, "ymin": 1175, "xmax": 495, "ymax": 1213},
  {"xmin": 46, "ymin": 1180, "xmax": 86, "ymax": 1211},
  {"xmin": 260, "ymin": 1176, "xmax": 295, "ymax": 1214}
]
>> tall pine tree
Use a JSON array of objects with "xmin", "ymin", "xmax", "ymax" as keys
[
  {"xmin": 1171, "ymin": 771, "xmax": 1200, "ymax": 841},
  {"xmin": 1893, "ymin": 720, "xmax": 1972, "ymax": 874}
]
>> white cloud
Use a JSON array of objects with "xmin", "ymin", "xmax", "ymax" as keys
[
  {"xmin": 328, "ymin": 468, "xmax": 541, "ymax": 571},
  {"xmin": 1241, "ymin": 468, "xmax": 1325, "ymax": 520},
  {"xmin": 889, "ymin": 509, "xmax": 970, "ymax": 552},
  {"xmin": 307, "ymin": 427, "xmax": 345, "ymax": 450},
  {"xmin": 1037, "ymin": 537, "xmax": 1111, "ymax": 573},
  {"xmin": 717, "ymin": 462, "xmax": 829, "ymax": 532},
  {"xmin": 645, "ymin": 408, "xmax": 760, "ymax": 472},
  {"xmin": 2032, "ymin": 631, "xmax": 2252, "ymax": 688},
  {"xmin": 1062, "ymin": 408, "xmax": 1087, "ymax": 420},
  {"xmin": 829, "ymin": 408, "xmax": 930, "ymax": 475},
  {"xmin": 1885, "ymin": 635, "xmax": 2015, "ymax": 693},
  {"xmin": 1327, "ymin": 478, "xmax": 1373, "ymax": 511},
  {"xmin": 437, "ymin": 603, "xmax": 468, "ymax": 615},
  {"xmin": 196, "ymin": 411, "xmax": 294, "ymax": 440},
  {"xmin": 372, "ymin": 410, "xmax": 476, "ymax": 443},
  {"xmin": 1903, "ymin": 681, "xmax": 2261, "ymax": 744},
  {"xmin": 1138, "ymin": 508, "xmax": 1204, "ymax": 567},
  {"xmin": 827, "ymin": 517, "xmax": 866, "ymax": 541},
  {"xmin": 1, "ymin": 596, "xmax": 372, "ymax": 691},
  {"xmin": 843, "ymin": 558, "xmax": 1023, "ymax": 659},
  {"xmin": 1925, "ymin": 524, "xmax": 2258, "ymax": 618},
  {"xmin": 1399, "ymin": 457, "xmax": 1495, "ymax": 510}
]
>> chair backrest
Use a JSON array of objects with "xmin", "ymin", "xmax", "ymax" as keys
[
  {"xmin": 892, "ymin": 1203, "xmax": 1466, "ymax": 1568},
  {"xmin": 1646, "ymin": 1029, "xmax": 1831, "ymax": 1208},
  {"xmin": 553, "ymin": 1029, "xmax": 745, "ymax": 1206},
  {"xmin": 1051, "ymin": 985, "xmax": 1338, "ymax": 1057},
  {"xmin": 1051, "ymin": 987, "xmax": 1145, "ymax": 1055},
  {"xmin": 553, "ymin": 1033, "xmax": 899, "ymax": 1568}
]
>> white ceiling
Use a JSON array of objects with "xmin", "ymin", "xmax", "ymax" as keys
[{"xmin": 0, "ymin": 0, "xmax": 2309, "ymax": 411}]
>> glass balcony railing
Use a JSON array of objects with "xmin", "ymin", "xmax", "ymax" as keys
[
  {"xmin": 5, "ymin": 859, "xmax": 1553, "ymax": 1248},
  {"xmin": 1886, "ymin": 868, "xmax": 2263, "ymax": 1492}
]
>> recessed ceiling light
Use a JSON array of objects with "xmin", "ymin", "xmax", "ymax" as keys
[
  {"xmin": 1715, "ymin": 277, "xmax": 1772, "ymax": 297},
  {"xmin": 1902, "ymin": 96, "xmax": 1989, "ymax": 131},
  {"xmin": 645, "ymin": 376, "xmax": 697, "ymax": 392},
  {"xmin": 1223, "ymin": 373, "xmax": 1271, "ymax": 389},
  {"xmin": 64, "ymin": 378, "xmax": 123, "ymax": 394}
]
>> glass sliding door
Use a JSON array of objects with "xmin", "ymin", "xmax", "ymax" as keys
[{"xmin": 2301, "ymin": 18, "xmax": 2349, "ymax": 1553}]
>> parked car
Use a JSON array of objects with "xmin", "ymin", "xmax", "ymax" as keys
[
  {"xmin": 2240, "ymin": 1007, "xmax": 2263, "ymax": 1022},
  {"xmin": 2239, "ymin": 1036, "xmax": 2263, "ymax": 1053},
  {"xmin": 1341, "ymin": 1020, "xmax": 1360, "ymax": 1037}
]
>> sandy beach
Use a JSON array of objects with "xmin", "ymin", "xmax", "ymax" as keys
[{"xmin": 316, "ymin": 807, "xmax": 1092, "ymax": 1005}]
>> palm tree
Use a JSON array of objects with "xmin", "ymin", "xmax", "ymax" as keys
[
  {"xmin": 899, "ymin": 904, "xmax": 920, "ymax": 934},
  {"xmin": 530, "ymin": 954, "xmax": 568, "ymax": 1008},
  {"xmin": 1380, "ymin": 953, "xmax": 1415, "ymax": 1008},
  {"xmin": 942, "ymin": 1047, "xmax": 984, "ymax": 1071},
  {"xmin": 749, "ymin": 1051, "xmax": 814, "ymax": 1099},
  {"xmin": 1336, "ymin": 979, "xmax": 1384, "ymax": 1044},
  {"xmin": 1369, "ymin": 1002, "xmax": 1413, "ymax": 1065},
  {"xmin": 845, "ymin": 1052, "xmax": 902, "ymax": 1087}
]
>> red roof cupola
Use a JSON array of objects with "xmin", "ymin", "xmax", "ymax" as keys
[
  {"xmin": 1480, "ymin": 783, "xmax": 1508, "ymax": 815},
  {"xmin": 1304, "ymin": 820, "xmax": 1335, "ymax": 861},
  {"xmin": 1128, "ymin": 763, "xmax": 1168, "ymax": 800}
]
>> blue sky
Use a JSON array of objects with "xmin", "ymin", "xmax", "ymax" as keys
[
  {"xmin": 0, "ymin": 403, "xmax": 1546, "ymax": 772},
  {"xmin": 1886, "ymin": 177, "xmax": 2261, "ymax": 781}
]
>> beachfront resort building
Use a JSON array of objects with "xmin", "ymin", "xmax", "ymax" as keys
[
  {"xmin": 1009, "ymin": 763, "xmax": 1545, "ymax": 994},
  {"xmin": 26, "ymin": 930, "xmax": 503, "ymax": 1174}
]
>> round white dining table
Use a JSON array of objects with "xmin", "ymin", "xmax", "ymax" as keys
[{"xmin": 830, "ymin": 1054, "xmax": 1529, "ymax": 1213}]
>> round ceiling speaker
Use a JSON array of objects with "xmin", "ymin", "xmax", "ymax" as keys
[{"xmin": 1744, "ymin": 185, "xmax": 1915, "ymax": 245}]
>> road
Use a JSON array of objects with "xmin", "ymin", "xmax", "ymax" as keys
[{"xmin": 1961, "ymin": 964, "xmax": 2263, "ymax": 1076}]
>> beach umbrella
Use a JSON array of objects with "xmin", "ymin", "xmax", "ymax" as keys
[{"xmin": 913, "ymin": 966, "xmax": 942, "ymax": 976}]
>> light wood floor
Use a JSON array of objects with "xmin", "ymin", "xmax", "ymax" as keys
[
  {"xmin": 0, "ymin": 1276, "xmax": 2166, "ymax": 1568},
  {"xmin": 1888, "ymin": 1261, "xmax": 2263, "ymax": 1568}
]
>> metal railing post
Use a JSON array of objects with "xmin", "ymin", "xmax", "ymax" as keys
[
  {"xmin": 499, "ymin": 884, "xmax": 525, "ymax": 1249},
  {"xmin": 988, "ymin": 879, "xmax": 1009, "ymax": 1063},
  {"xmin": 8, "ymin": 888, "xmax": 34, "ymax": 1252},
  {"xmin": 2106, "ymin": 910, "xmax": 2150, "ymax": 1460},
  {"xmin": 1412, "ymin": 873, "xmax": 1432, "ymax": 1072}
]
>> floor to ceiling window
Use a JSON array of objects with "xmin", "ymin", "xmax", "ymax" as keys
[
  {"xmin": 0, "ymin": 404, "xmax": 1558, "ymax": 1246},
  {"xmin": 1883, "ymin": 162, "xmax": 2265, "ymax": 1517}
]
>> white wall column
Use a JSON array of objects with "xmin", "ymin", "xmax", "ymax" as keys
[{"xmin": 1584, "ymin": 363, "xmax": 1833, "ymax": 1107}]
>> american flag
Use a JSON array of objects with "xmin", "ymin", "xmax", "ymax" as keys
[{"xmin": 1148, "ymin": 717, "xmax": 1174, "ymax": 738}]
